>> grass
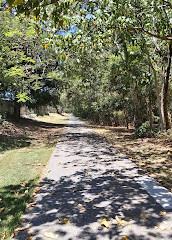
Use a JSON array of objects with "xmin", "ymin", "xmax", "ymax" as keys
[
  {"xmin": 91, "ymin": 125, "xmax": 172, "ymax": 193},
  {"xmin": 35, "ymin": 113, "xmax": 69, "ymax": 125},
  {"xmin": 0, "ymin": 113, "xmax": 69, "ymax": 239}
]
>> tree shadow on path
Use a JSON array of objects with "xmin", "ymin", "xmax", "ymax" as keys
[
  {"xmin": 14, "ymin": 121, "xmax": 172, "ymax": 240},
  {"xmin": 15, "ymin": 172, "xmax": 172, "ymax": 240}
]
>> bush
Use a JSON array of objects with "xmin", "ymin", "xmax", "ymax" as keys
[{"xmin": 135, "ymin": 122, "xmax": 155, "ymax": 138}]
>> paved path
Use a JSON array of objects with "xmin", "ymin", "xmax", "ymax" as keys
[{"xmin": 14, "ymin": 116, "xmax": 172, "ymax": 240}]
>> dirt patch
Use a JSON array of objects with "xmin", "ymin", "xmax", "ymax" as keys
[{"xmin": 0, "ymin": 117, "xmax": 65, "ymax": 151}]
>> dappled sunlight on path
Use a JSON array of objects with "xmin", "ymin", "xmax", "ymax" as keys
[{"xmin": 14, "ymin": 116, "xmax": 172, "ymax": 240}]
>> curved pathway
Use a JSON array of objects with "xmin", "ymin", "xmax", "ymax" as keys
[{"xmin": 14, "ymin": 116, "xmax": 172, "ymax": 240}]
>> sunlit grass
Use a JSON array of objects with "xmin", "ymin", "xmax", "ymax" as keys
[
  {"xmin": 0, "ymin": 113, "xmax": 69, "ymax": 239},
  {"xmin": 36, "ymin": 113, "xmax": 69, "ymax": 125}
]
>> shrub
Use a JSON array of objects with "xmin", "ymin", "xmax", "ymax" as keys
[{"xmin": 135, "ymin": 122, "xmax": 155, "ymax": 138}]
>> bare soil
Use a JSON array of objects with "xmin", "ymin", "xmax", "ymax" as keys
[{"xmin": 0, "ymin": 116, "xmax": 65, "ymax": 152}]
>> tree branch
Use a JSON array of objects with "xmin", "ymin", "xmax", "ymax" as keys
[
  {"xmin": 163, "ymin": 0, "xmax": 172, "ymax": 9},
  {"xmin": 117, "ymin": 26, "xmax": 172, "ymax": 41},
  {"xmin": 142, "ymin": 29, "xmax": 172, "ymax": 41}
]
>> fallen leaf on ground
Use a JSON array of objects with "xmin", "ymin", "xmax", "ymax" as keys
[
  {"xmin": 159, "ymin": 211, "xmax": 166, "ymax": 216},
  {"xmin": 58, "ymin": 162, "xmax": 62, "ymax": 165},
  {"xmin": 20, "ymin": 182, "xmax": 25, "ymax": 186},
  {"xmin": 24, "ymin": 189, "xmax": 29, "ymax": 194},
  {"xmin": 122, "ymin": 236, "xmax": 129, "ymax": 240},
  {"xmin": 65, "ymin": 168, "xmax": 69, "ymax": 170},
  {"xmin": 26, "ymin": 237, "xmax": 33, "ymax": 240},
  {"xmin": 117, "ymin": 180, "xmax": 123, "ymax": 184},
  {"xmin": 100, "ymin": 219, "xmax": 109, "ymax": 228},
  {"xmin": 14, "ymin": 190, "xmax": 19, "ymax": 196},
  {"xmin": 9, "ymin": 233, "xmax": 15, "ymax": 239},
  {"xmin": 125, "ymin": 217, "xmax": 133, "ymax": 221},
  {"xmin": 77, "ymin": 203, "xmax": 86, "ymax": 213},
  {"xmin": 154, "ymin": 224, "xmax": 167, "ymax": 231},
  {"xmin": 80, "ymin": 207, "xmax": 86, "ymax": 213},
  {"xmin": 78, "ymin": 203, "xmax": 84, "ymax": 207},
  {"xmin": 72, "ymin": 188, "xmax": 83, "ymax": 192},
  {"xmin": 44, "ymin": 232, "xmax": 55, "ymax": 239},
  {"xmin": 111, "ymin": 173, "xmax": 116, "ymax": 177},
  {"xmin": 84, "ymin": 199, "xmax": 93, "ymax": 202},
  {"xmin": 140, "ymin": 213, "xmax": 149, "ymax": 219},
  {"xmin": 28, "ymin": 202, "xmax": 36, "ymax": 207},
  {"xmin": 58, "ymin": 218, "xmax": 70, "ymax": 223},
  {"xmin": 35, "ymin": 187, "xmax": 40, "ymax": 192},
  {"xmin": 115, "ymin": 216, "xmax": 126, "ymax": 226},
  {"xmin": 15, "ymin": 223, "xmax": 30, "ymax": 232},
  {"xmin": 0, "ymin": 207, "xmax": 5, "ymax": 213},
  {"xmin": 1, "ymin": 231, "xmax": 7, "ymax": 240}
]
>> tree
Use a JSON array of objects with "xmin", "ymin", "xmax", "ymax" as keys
[
  {"xmin": 0, "ymin": 9, "xmax": 64, "ymax": 117},
  {"xmin": 3, "ymin": 0, "xmax": 172, "ymax": 129}
]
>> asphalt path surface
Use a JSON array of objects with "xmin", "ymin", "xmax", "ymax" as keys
[{"xmin": 14, "ymin": 116, "xmax": 172, "ymax": 240}]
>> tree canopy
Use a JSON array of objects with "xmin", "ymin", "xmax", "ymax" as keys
[
  {"xmin": 0, "ymin": 8, "xmax": 66, "ymax": 116},
  {"xmin": 0, "ymin": 0, "xmax": 172, "ymax": 130}
]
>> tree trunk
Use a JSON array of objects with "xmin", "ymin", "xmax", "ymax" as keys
[
  {"xmin": 131, "ymin": 83, "xmax": 143, "ymax": 128},
  {"xmin": 124, "ymin": 108, "xmax": 129, "ymax": 129},
  {"xmin": 152, "ymin": 67, "xmax": 165, "ymax": 130},
  {"xmin": 13, "ymin": 102, "xmax": 21, "ymax": 119},
  {"xmin": 148, "ymin": 93, "xmax": 153, "ymax": 128},
  {"xmin": 145, "ymin": 44, "xmax": 164, "ymax": 130},
  {"xmin": 161, "ymin": 42, "xmax": 172, "ymax": 130}
]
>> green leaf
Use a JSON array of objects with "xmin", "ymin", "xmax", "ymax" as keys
[{"xmin": 6, "ymin": 0, "xmax": 15, "ymax": 6}]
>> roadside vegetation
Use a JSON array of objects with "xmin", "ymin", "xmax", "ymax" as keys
[{"xmin": 0, "ymin": 113, "xmax": 69, "ymax": 240}]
